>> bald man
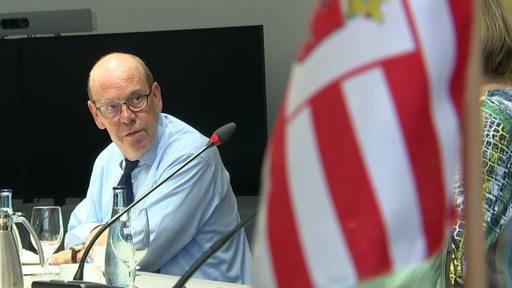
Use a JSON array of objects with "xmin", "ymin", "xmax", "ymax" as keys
[{"xmin": 50, "ymin": 52, "xmax": 251, "ymax": 284}]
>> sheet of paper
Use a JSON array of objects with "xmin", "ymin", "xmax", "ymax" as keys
[
  {"xmin": 22, "ymin": 264, "xmax": 59, "ymax": 275},
  {"xmin": 21, "ymin": 249, "xmax": 40, "ymax": 265}
]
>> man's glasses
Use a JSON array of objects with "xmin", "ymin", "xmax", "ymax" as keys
[{"xmin": 94, "ymin": 85, "xmax": 153, "ymax": 118}]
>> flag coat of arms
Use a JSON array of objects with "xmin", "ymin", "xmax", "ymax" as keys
[{"xmin": 252, "ymin": 0, "xmax": 474, "ymax": 287}]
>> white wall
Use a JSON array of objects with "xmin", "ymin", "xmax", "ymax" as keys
[{"xmin": 3, "ymin": 0, "xmax": 314, "ymax": 130}]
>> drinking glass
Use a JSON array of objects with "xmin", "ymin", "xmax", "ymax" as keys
[
  {"xmin": 30, "ymin": 206, "xmax": 63, "ymax": 276},
  {"xmin": 111, "ymin": 208, "xmax": 150, "ymax": 287}
]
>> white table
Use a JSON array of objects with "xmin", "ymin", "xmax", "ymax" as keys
[
  {"xmin": 136, "ymin": 271, "xmax": 251, "ymax": 288},
  {"xmin": 23, "ymin": 265, "xmax": 251, "ymax": 288}
]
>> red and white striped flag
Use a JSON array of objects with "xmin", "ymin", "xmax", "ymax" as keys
[{"xmin": 252, "ymin": 0, "xmax": 474, "ymax": 286}]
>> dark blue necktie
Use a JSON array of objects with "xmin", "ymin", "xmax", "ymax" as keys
[{"xmin": 118, "ymin": 159, "xmax": 139, "ymax": 205}]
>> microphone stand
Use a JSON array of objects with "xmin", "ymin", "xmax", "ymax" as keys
[
  {"xmin": 73, "ymin": 140, "xmax": 215, "ymax": 281},
  {"xmin": 173, "ymin": 211, "xmax": 257, "ymax": 288},
  {"xmin": 32, "ymin": 122, "xmax": 236, "ymax": 288}
]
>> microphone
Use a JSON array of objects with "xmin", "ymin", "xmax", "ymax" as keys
[
  {"xmin": 172, "ymin": 211, "xmax": 257, "ymax": 288},
  {"xmin": 31, "ymin": 122, "xmax": 236, "ymax": 288},
  {"xmin": 210, "ymin": 122, "xmax": 236, "ymax": 146}
]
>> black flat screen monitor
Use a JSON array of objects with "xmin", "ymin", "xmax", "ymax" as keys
[{"xmin": 0, "ymin": 25, "xmax": 267, "ymax": 200}]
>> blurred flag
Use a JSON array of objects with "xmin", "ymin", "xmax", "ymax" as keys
[{"xmin": 252, "ymin": 0, "xmax": 474, "ymax": 287}]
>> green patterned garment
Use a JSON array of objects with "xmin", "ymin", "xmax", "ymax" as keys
[{"xmin": 452, "ymin": 87, "xmax": 512, "ymax": 287}]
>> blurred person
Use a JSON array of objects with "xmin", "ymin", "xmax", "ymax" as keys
[{"xmin": 448, "ymin": 0, "xmax": 512, "ymax": 286}]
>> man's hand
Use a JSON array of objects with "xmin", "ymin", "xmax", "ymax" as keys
[
  {"xmin": 49, "ymin": 225, "xmax": 109, "ymax": 265},
  {"xmin": 49, "ymin": 249, "xmax": 73, "ymax": 265},
  {"xmin": 86, "ymin": 225, "xmax": 109, "ymax": 247}
]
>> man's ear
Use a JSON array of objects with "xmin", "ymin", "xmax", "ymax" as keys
[
  {"xmin": 152, "ymin": 82, "xmax": 163, "ymax": 113},
  {"xmin": 88, "ymin": 100, "xmax": 106, "ymax": 129}
]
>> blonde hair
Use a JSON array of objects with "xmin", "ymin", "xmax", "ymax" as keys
[{"xmin": 482, "ymin": 0, "xmax": 512, "ymax": 77}]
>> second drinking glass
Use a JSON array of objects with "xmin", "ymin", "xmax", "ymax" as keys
[{"xmin": 30, "ymin": 206, "xmax": 63, "ymax": 277}]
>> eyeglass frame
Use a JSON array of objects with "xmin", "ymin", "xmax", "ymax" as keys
[{"xmin": 92, "ymin": 82, "xmax": 155, "ymax": 118}]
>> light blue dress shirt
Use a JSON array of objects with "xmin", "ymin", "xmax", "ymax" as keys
[{"xmin": 65, "ymin": 113, "xmax": 252, "ymax": 284}]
